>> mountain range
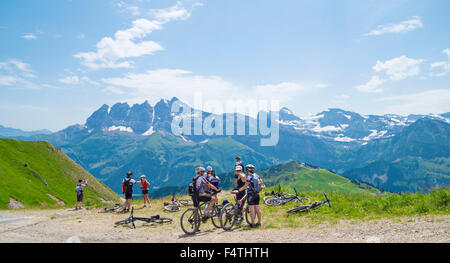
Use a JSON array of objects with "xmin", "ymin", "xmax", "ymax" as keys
[
  {"xmin": 4, "ymin": 97, "xmax": 450, "ymax": 194},
  {"xmin": 0, "ymin": 125, "xmax": 52, "ymax": 138}
]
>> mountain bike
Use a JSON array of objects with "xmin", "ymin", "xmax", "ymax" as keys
[
  {"xmin": 264, "ymin": 188, "xmax": 310, "ymax": 206},
  {"xmin": 163, "ymin": 194, "xmax": 193, "ymax": 212},
  {"xmin": 219, "ymin": 190, "xmax": 251, "ymax": 231},
  {"xmin": 98, "ymin": 203, "xmax": 122, "ymax": 213},
  {"xmin": 180, "ymin": 197, "xmax": 223, "ymax": 235},
  {"xmin": 114, "ymin": 207, "xmax": 172, "ymax": 228},
  {"xmin": 287, "ymin": 192, "xmax": 331, "ymax": 213}
]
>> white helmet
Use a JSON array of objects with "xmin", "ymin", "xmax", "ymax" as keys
[
  {"xmin": 207, "ymin": 166, "xmax": 213, "ymax": 172},
  {"xmin": 245, "ymin": 164, "xmax": 255, "ymax": 171}
]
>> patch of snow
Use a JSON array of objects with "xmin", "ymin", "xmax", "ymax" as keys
[
  {"xmin": 107, "ymin": 126, "xmax": 134, "ymax": 133},
  {"xmin": 363, "ymin": 130, "xmax": 387, "ymax": 141},
  {"xmin": 142, "ymin": 127, "xmax": 154, "ymax": 136},
  {"xmin": 312, "ymin": 125, "xmax": 342, "ymax": 133},
  {"xmin": 334, "ymin": 136, "xmax": 356, "ymax": 142},
  {"xmin": 340, "ymin": 124, "xmax": 349, "ymax": 129},
  {"xmin": 343, "ymin": 114, "xmax": 352, "ymax": 119},
  {"xmin": 200, "ymin": 139, "xmax": 209, "ymax": 144}
]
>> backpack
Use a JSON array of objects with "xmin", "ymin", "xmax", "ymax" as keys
[
  {"xmin": 122, "ymin": 178, "xmax": 133, "ymax": 194},
  {"xmin": 188, "ymin": 175, "xmax": 201, "ymax": 196},
  {"xmin": 250, "ymin": 173, "xmax": 263, "ymax": 193},
  {"xmin": 75, "ymin": 184, "xmax": 83, "ymax": 194}
]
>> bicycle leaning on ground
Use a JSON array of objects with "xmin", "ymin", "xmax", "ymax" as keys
[
  {"xmin": 219, "ymin": 190, "xmax": 251, "ymax": 231},
  {"xmin": 287, "ymin": 192, "xmax": 331, "ymax": 214},
  {"xmin": 180, "ymin": 198, "xmax": 223, "ymax": 235},
  {"xmin": 98, "ymin": 203, "xmax": 122, "ymax": 213},
  {"xmin": 264, "ymin": 188, "xmax": 311, "ymax": 206},
  {"xmin": 114, "ymin": 207, "xmax": 172, "ymax": 229},
  {"xmin": 163, "ymin": 194, "xmax": 193, "ymax": 212}
]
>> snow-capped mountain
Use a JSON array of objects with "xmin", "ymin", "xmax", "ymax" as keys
[{"xmin": 278, "ymin": 107, "xmax": 450, "ymax": 144}]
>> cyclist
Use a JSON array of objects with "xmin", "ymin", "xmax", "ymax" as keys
[
  {"xmin": 234, "ymin": 165, "xmax": 247, "ymax": 222},
  {"xmin": 75, "ymin": 179, "xmax": 88, "ymax": 210},
  {"xmin": 209, "ymin": 169, "xmax": 221, "ymax": 206},
  {"xmin": 136, "ymin": 175, "xmax": 151, "ymax": 208},
  {"xmin": 192, "ymin": 167, "xmax": 219, "ymax": 220},
  {"xmin": 237, "ymin": 164, "xmax": 264, "ymax": 227},
  {"xmin": 122, "ymin": 171, "xmax": 136, "ymax": 212},
  {"xmin": 233, "ymin": 157, "xmax": 245, "ymax": 188}
]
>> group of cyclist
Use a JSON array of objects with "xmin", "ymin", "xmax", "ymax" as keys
[
  {"xmin": 115, "ymin": 156, "xmax": 264, "ymax": 227},
  {"xmin": 191, "ymin": 156, "xmax": 264, "ymax": 228}
]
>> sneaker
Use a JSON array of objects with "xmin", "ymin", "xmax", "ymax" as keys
[{"xmin": 255, "ymin": 223, "xmax": 261, "ymax": 227}]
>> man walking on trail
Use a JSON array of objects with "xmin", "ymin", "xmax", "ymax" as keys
[
  {"xmin": 122, "ymin": 171, "xmax": 136, "ymax": 212},
  {"xmin": 136, "ymin": 175, "xmax": 151, "ymax": 208},
  {"xmin": 75, "ymin": 179, "xmax": 88, "ymax": 210},
  {"xmin": 238, "ymin": 164, "xmax": 264, "ymax": 227}
]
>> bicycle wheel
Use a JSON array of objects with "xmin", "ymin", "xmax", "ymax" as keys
[
  {"xmin": 244, "ymin": 206, "xmax": 251, "ymax": 225},
  {"xmin": 287, "ymin": 205, "xmax": 310, "ymax": 213},
  {"xmin": 210, "ymin": 205, "xmax": 222, "ymax": 229},
  {"xmin": 296, "ymin": 197, "xmax": 311, "ymax": 205},
  {"xmin": 220, "ymin": 203, "xmax": 237, "ymax": 231},
  {"xmin": 265, "ymin": 197, "xmax": 282, "ymax": 206},
  {"xmin": 180, "ymin": 208, "xmax": 200, "ymax": 235},
  {"xmin": 179, "ymin": 200, "xmax": 193, "ymax": 206},
  {"xmin": 153, "ymin": 218, "xmax": 173, "ymax": 224},
  {"xmin": 164, "ymin": 204, "xmax": 181, "ymax": 212},
  {"xmin": 114, "ymin": 219, "xmax": 131, "ymax": 225}
]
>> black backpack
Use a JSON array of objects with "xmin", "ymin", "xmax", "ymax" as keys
[
  {"xmin": 123, "ymin": 178, "xmax": 133, "ymax": 194},
  {"xmin": 188, "ymin": 175, "xmax": 201, "ymax": 196}
]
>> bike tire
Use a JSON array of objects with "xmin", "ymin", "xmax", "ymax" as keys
[
  {"xmin": 287, "ymin": 205, "xmax": 310, "ymax": 213},
  {"xmin": 179, "ymin": 200, "xmax": 193, "ymax": 206},
  {"xmin": 153, "ymin": 218, "xmax": 173, "ymax": 224},
  {"xmin": 265, "ymin": 197, "xmax": 282, "ymax": 206},
  {"xmin": 114, "ymin": 219, "xmax": 131, "ymax": 225},
  {"xmin": 180, "ymin": 208, "xmax": 200, "ymax": 235},
  {"xmin": 220, "ymin": 203, "xmax": 237, "ymax": 231},
  {"xmin": 210, "ymin": 206, "xmax": 222, "ymax": 229},
  {"xmin": 164, "ymin": 204, "xmax": 181, "ymax": 212}
]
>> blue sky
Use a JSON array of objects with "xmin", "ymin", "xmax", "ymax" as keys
[{"xmin": 0, "ymin": 0, "xmax": 449, "ymax": 131}]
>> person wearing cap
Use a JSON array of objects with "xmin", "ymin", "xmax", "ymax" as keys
[
  {"xmin": 122, "ymin": 171, "xmax": 136, "ymax": 212},
  {"xmin": 192, "ymin": 167, "xmax": 219, "ymax": 219},
  {"xmin": 136, "ymin": 175, "xmax": 151, "ymax": 208},
  {"xmin": 234, "ymin": 165, "xmax": 247, "ymax": 221}
]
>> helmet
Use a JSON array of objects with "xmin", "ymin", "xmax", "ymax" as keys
[
  {"xmin": 235, "ymin": 156, "xmax": 241, "ymax": 160},
  {"xmin": 195, "ymin": 167, "xmax": 205, "ymax": 173},
  {"xmin": 126, "ymin": 171, "xmax": 133, "ymax": 176},
  {"xmin": 140, "ymin": 175, "xmax": 146, "ymax": 178},
  {"xmin": 245, "ymin": 164, "xmax": 255, "ymax": 171},
  {"xmin": 235, "ymin": 166, "xmax": 242, "ymax": 171},
  {"xmin": 207, "ymin": 166, "xmax": 213, "ymax": 172}
]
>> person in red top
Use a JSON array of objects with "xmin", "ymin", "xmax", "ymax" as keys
[{"xmin": 136, "ymin": 175, "xmax": 151, "ymax": 208}]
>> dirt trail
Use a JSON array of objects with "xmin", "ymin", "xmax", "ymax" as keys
[{"xmin": 0, "ymin": 209, "xmax": 448, "ymax": 243}]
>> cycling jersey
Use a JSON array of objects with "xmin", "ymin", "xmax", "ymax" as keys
[
  {"xmin": 246, "ymin": 173, "xmax": 259, "ymax": 192},
  {"xmin": 195, "ymin": 175, "xmax": 210, "ymax": 197}
]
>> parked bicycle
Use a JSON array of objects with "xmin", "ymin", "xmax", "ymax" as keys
[
  {"xmin": 98, "ymin": 203, "xmax": 122, "ymax": 213},
  {"xmin": 264, "ymin": 188, "xmax": 310, "ymax": 206},
  {"xmin": 263, "ymin": 184, "xmax": 283, "ymax": 202},
  {"xmin": 287, "ymin": 192, "xmax": 331, "ymax": 213},
  {"xmin": 115, "ymin": 207, "xmax": 172, "ymax": 228},
  {"xmin": 219, "ymin": 190, "xmax": 251, "ymax": 231},
  {"xmin": 163, "ymin": 194, "xmax": 193, "ymax": 212},
  {"xmin": 180, "ymin": 200, "xmax": 223, "ymax": 235}
]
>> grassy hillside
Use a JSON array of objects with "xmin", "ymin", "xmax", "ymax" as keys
[
  {"xmin": 219, "ymin": 161, "xmax": 380, "ymax": 194},
  {"xmin": 0, "ymin": 139, "xmax": 120, "ymax": 209}
]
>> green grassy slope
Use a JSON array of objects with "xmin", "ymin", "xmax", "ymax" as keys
[
  {"xmin": 257, "ymin": 161, "xmax": 380, "ymax": 194},
  {"xmin": 0, "ymin": 139, "xmax": 120, "ymax": 209}
]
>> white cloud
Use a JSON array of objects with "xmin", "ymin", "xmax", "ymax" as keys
[
  {"xmin": 0, "ymin": 75, "xmax": 19, "ymax": 86},
  {"xmin": 103, "ymin": 86, "xmax": 125, "ymax": 95},
  {"xmin": 315, "ymin": 83, "xmax": 329, "ymax": 89},
  {"xmin": 75, "ymin": 2, "xmax": 199, "ymax": 70},
  {"xmin": 253, "ymin": 82, "xmax": 307, "ymax": 103},
  {"xmin": 22, "ymin": 33, "xmax": 37, "ymax": 40},
  {"xmin": 430, "ymin": 48, "xmax": 450, "ymax": 77},
  {"xmin": 373, "ymin": 56, "xmax": 424, "ymax": 81},
  {"xmin": 356, "ymin": 76, "xmax": 386, "ymax": 93},
  {"xmin": 380, "ymin": 89, "xmax": 450, "ymax": 115},
  {"xmin": 58, "ymin": 75, "xmax": 99, "ymax": 85},
  {"xmin": 365, "ymin": 16, "xmax": 423, "ymax": 36}
]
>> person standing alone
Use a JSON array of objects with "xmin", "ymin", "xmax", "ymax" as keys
[
  {"xmin": 75, "ymin": 179, "xmax": 88, "ymax": 210},
  {"xmin": 122, "ymin": 171, "xmax": 136, "ymax": 212}
]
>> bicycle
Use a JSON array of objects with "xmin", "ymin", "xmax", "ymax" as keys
[
  {"xmin": 163, "ymin": 194, "xmax": 193, "ymax": 212},
  {"xmin": 219, "ymin": 190, "xmax": 251, "ymax": 231},
  {"xmin": 287, "ymin": 192, "xmax": 331, "ymax": 213},
  {"xmin": 180, "ymin": 198, "xmax": 223, "ymax": 235},
  {"xmin": 114, "ymin": 207, "xmax": 172, "ymax": 228},
  {"xmin": 264, "ymin": 188, "xmax": 310, "ymax": 206}
]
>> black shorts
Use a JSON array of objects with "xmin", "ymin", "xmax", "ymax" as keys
[
  {"xmin": 247, "ymin": 192, "xmax": 260, "ymax": 206},
  {"xmin": 142, "ymin": 189, "xmax": 148, "ymax": 195},
  {"xmin": 237, "ymin": 191, "xmax": 246, "ymax": 204},
  {"xmin": 192, "ymin": 194, "xmax": 211, "ymax": 207},
  {"xmin": 125, "ymin": 192, "xmax": 133, "ymax": 200},
  {"xmin": 77, "ymin": 194, "xmax": 83, "ymax": 202}
]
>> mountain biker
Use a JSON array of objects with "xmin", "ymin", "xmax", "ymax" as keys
[
  {"xmin": 122, "ymin": 171, "xmax": 136, "ymax": 212},
  {"xmin": 238, "ymin": 164, "xmax": 264, "ymax": 227},
  {"xmin": 209, "ymin": 170, "xmax": 221, "ymax": 206},
  {"xmin": 75, "ymin": 179, "xmax": 88, "ymax": 210},
  {"xmin": 234, "ymin": 165, "xmax": 247, "ymax": 221},
  {"xmin": 234, "ymin": 157, "xmax": 245, "ymax": 188},
  {"xmin": 191, "ymin": 167, "xmax": 219, "ymax": 220},
  {"xmin": 136, "ymin": 175, "xmax": 151, "ymax": 208}
]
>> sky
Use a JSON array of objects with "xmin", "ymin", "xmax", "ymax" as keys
[{"xmin": 0, "ymin": 0, "xmax": 449, "ymax": 131}]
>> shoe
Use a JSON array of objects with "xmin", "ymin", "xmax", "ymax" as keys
[
  {"xmin": 143, "ymin": 205, "xmax": 147, "ymax": 208},
  {"xmin": 255, "ymin": 223, "xmax": 261, "ymax": 227}
]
